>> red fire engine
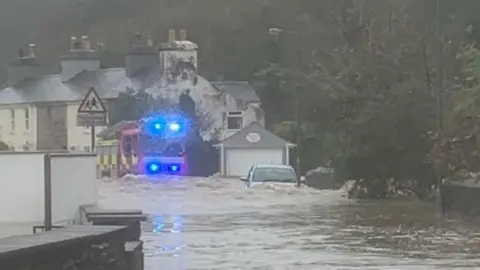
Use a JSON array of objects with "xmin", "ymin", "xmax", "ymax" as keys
[{"xmin": 98, "ymin": 113, "xmax": 190, "ymax": 177}]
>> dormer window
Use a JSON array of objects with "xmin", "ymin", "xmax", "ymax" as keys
[{"xmin": 227, "ymin": 111, "xmax": 243, "ymax": 130}]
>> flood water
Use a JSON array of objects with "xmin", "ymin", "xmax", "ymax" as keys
[{"xmin": 98, "ymin": 176, "xmax": 480, "ymax": 270}]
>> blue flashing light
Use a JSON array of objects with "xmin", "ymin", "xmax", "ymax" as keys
[
  {"xmin": 168, "ymin": 164, "xmax": 180, "ymax": 173},
  {"xmin": 169, "ymin": 122, "xmax": 181, "ymax": 132},
  {"xmin": 146, "ymin": 162, "xmax": 161, "ymax": 175},
  {"xmin": 143, "ymin": 114, "xmax": 189, "ymax": 138},
  {"xmin": 145, "ymin": 162, "xmax": 183, "ymax": 175}
]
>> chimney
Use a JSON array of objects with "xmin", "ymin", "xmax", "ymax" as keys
[
  {"xmin": 61, "ymin": 36, "xmax": 100, "ymax": 82},
  {"xmin": 168, "ymin": 29, "xmax": 176, "ymax": 43},
  {"xmin": 159, "ymin": 29, "xmax": 199, "ymax": 73},
  {"xmin": 179, "ymin": 29, "xmax": 187, "ymax": 41},
  {"xmin": 81, "ymin": 36, "xmax": 91, "ymax": 51},
  {"xmin": 70, "ymin": 36, "xmax": 82, "ymax": 51},
  {"xmin": 125, "ymin": 32, "xmax": 158, "ymax": 77},
  {"xmin": 28, "ymin": 44, "xmax": 36, "ymax": 58},
  {"xmin": 7, "ymin": 45, "xmax": 42, "ymax": 86}
]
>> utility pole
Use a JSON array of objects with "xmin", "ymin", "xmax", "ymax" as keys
[
  {"xmin": 269, "ymin": 27, "xmax": 308, "ymax": 187},
  {"xmin": 295, "ymin": 35, "xmax": 303, "ymax": 188},
  {"xmin": 295, "ymin": 80, "xmax": 302, "ymax": 188},
  {"xmin": 436, "ymin": 0, "xmax": 445, "ymax": 215}
]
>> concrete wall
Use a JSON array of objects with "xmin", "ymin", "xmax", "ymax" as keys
[
  {"xmin": 0, "ymin": 152, "xmax": 98, "ymax": 224},
  {"xmin": 0, "ymin": 153, "xmax": 44, "ymax": 222},
  {"xmin": 0, "ymin": 226, "xmax": 137, "ymax": 270},
  {"xmin": 50, "ymin": 153, "xmax": 98, "ymax": 225}
]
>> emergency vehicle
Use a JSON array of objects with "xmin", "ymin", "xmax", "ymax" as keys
[{"xmin": 96, "ymin": 113, "xmax": 190, "ymax": 177}]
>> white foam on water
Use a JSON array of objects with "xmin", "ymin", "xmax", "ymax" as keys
[{"xmin": 97, "ymin": 176, "xmax": 480, "ymax": 270}]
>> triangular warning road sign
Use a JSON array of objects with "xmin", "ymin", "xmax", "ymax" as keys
[{"xmin": 78, "ymin": 87, "xmax": 107, "ymax": 113}]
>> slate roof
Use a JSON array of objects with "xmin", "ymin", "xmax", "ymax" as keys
[
  {"xmin": 0, "ymin": 68, "xmax": 259, "ymax": 106},
  {"xmin": 0, "ymin": 68, "xmax": 132, "ymax": 105},
  {"xmin": 219, "ymin": 122, "xmax": 291, "ymax": 148},
  {"xmin": 211, "ymin": 81, "xmax": 260, "ymax": 103}
]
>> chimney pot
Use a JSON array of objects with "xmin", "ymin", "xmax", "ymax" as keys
[
  {"xmin": 168, "ymin": 29, "xmax": 176, "ymax": 43},
  {"xmin": 179, "ymin": 29, "xmax": 187, "ymax": 41}
]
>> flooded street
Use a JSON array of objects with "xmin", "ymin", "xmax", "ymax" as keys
[{"xmin": 98, "ymin": 176, "xmax": 480, "ymax": 269}]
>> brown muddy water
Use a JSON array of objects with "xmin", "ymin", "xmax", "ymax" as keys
[{"xmin": 96, "ymin": 176, "xmax": 480, "ymax": 270}]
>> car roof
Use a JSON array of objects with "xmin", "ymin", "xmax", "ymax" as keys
[{"xmin": 254, "ymin": 164, "xmax": 294, "ymax": 169}]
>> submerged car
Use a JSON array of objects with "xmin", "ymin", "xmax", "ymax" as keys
[{"xmin": 240, "ymin": 164, "xmax": 299, "ymax": 188}]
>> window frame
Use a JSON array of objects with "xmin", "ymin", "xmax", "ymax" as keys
[
  {"xmin": 226, "ymin": 111, "xmax": 244, "ymax": 131},
  {"xmin": 24, "ymin": 107, "xmax": 29, "ymax": 130},
  {"xmin": 10, "ymin": 109, "xmax": 15, "ymax": 132}
]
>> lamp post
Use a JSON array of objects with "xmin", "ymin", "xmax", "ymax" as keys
[
  {"xmin": 269, "ymin": 28, "xmax": 302, "ymax": 187},
  {"xmin": 436, "ymin": 0, "xmax": 445, "ymax": 215}
]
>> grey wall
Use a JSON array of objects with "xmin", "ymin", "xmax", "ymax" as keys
[
  {"xmin": 36, "ymin": 104, "xmax": 67, "ymax": 150},
  {"xmin": 441, "ymin": 184, "xmax": 480, "ymax": 217}
]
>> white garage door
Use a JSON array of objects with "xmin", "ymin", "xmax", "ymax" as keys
[{"xmin": 225, "ymin": 148, "xmax": 283, "ymax": 176}]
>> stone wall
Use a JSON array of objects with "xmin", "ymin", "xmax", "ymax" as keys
[{"xmin": 0, "ymin": 225, "xmax": 142, "ymax": 270}]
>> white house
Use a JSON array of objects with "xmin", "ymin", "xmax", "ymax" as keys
[{"xmin": 0, "ymin": 30, "xmax": 265, "ymax": 151}]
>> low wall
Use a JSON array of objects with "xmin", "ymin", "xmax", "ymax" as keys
[
  {"xmin": 0, "ymin": 225, "xmax": 139, "ymax": 270},
  {"xmin": 49, "ymin": 153, "xmax": 98, "ymax": 225},
  {"xmin": 0, "ymin": 151, "xmax": 97, "ymax": 226},
  {"xmin": 441, "ymin": 183, "xmax": 480, "ymax": 216}
]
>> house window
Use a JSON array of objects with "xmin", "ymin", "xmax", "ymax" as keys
[
  {"xmin": 24, "ymin": 107, "xmax": 29, "ymax": 130},
  {"xmin": 227, "ymin": 111, "xmax": 243, "ymax": 130},
  {"xmin": 10, "ymin": 109, "xmax": 15, "ymax": 132}
]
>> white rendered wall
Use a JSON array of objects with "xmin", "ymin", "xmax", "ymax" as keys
[
  {"xmin": 50, "ymin": 153, "xmax": 98, "ymax": 225},
  {"xmin": 0, "ymin": 153, "xmax": 45, "ymax": 223},
  {"xmin": 0, "ymin": 152, "xmax": 98, "ymax": 225}
]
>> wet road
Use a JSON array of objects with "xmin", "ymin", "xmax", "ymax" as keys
[{"xmin": 98, "ymin": 176, "xmax": 480, "ymax": 270}]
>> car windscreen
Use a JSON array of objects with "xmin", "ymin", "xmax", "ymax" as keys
[{"xmin": 252, "ymin": 167, "xmax": 296, "ymax": 183}]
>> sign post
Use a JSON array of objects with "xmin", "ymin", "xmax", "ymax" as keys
[{"xmin": 77, "ymin": 87, "xmax": 107, "ymax": 152}]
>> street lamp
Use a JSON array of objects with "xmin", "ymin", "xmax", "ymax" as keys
[{"xmin": 268, "ymin": 28, "xmax": 302, "ymax": 188}]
